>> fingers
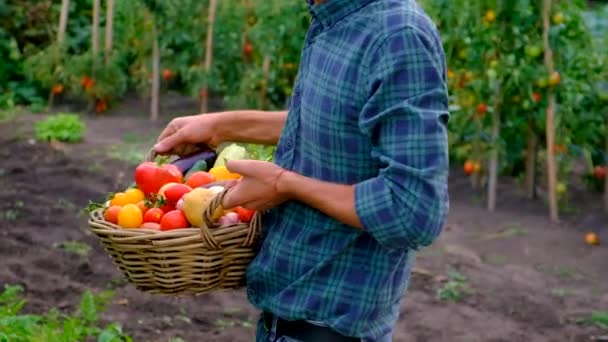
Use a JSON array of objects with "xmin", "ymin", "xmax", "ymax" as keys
[
  {"xmin": 225, "ymin": 159, "xmax": 255, "ymax": 176},
  {"xmin": 154, "ymin": 129, "xmax": 184, "ymax": 154}
]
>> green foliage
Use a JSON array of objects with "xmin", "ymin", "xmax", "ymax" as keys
[
  {"xmin": 0, "ymin": 284, "xmax": 132, "ymax": 342},
  {"xmin": 437, "ymin": 267, "xmax": 472, "ymax": 302},
  {"xmin": 35, "ymin": 113, "xmax": 86, "ymax": 143}
]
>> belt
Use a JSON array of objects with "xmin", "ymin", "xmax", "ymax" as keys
[{"xmin": 262, "ymin": 312, "xmax": 361, "ymax": 342}]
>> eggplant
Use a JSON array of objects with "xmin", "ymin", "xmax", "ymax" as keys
[{"xmin": 172, "ymin": 149, "xmax": 217, "ymax": 174}]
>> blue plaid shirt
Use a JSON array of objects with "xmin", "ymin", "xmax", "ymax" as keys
[{"xmin": 245, "ymin": 0, "xmax": 449, "ymax": 339}]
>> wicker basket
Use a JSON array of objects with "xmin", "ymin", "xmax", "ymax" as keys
[{"xmin": 88, "ymin": 185, "xmax": 261, "ymax": 296}]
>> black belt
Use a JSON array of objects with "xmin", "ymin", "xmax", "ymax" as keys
[{"xmin": 262, "ymin": 312, "xmax": 360, "ymax": 342}]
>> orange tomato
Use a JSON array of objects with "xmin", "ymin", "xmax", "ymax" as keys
[
  {"xmin": 463, "ymin": 161, "xmax": 475, "ymax": 175},
  {"xmin": 110, "ymin": 192, "xmax": 131, "ymax": 206},
  {"xmin": 117, "ymin": 204, "xmax": 143, "ymax": 228},
  {"xmin": 144, "ymin": 208, "xmax": 164, "ymax": 224},
  {"xmin": 185, "ymin": 171, "xmax": 216, "ymax": 188},
  {"xmin": 585, "ymin": 232, "xmax": 600, "ymax": 246},
  {"xmin": 137, "ymin": 200, "xmax": 150, "ymax": 215},
  {"xmin": 51, "ymin": 84, "xmax": 64, "ymax": 95},
  {"xmin": 103, "ymin": 205, "xmax": 122, "ymax": 224}
]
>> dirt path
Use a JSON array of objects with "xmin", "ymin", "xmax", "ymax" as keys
[{"xmin": 0, "ymin": 105, "xmax": 607, "ymax": 342}]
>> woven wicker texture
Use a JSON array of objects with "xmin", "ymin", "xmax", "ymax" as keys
[{"xmin": 88, "ymin": 157, "xmax": 261, "ymax": 295}]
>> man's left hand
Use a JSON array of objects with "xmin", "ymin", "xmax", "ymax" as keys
[{"xmin": 222, "ymin": 160, "xmax": 291, "ymax": 211}]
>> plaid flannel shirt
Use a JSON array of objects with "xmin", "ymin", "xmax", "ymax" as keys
[{"xmin": 245, "ymin": 0, "xmax": 450, "ymax": 339}]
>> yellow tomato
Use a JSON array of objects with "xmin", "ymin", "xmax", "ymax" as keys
[
  {"xmin": 124, "ymin": 188, "xmax": 145, "ymax": 204},
  {"xmin": 209, "ymin": 166, "xmax": 241, "ymax": 181},
  {"xmin": 118, "ymin": 204, "xmax": 143, "ymax": 228},
  {"xmin": 110, "ymin": 192, "xmax": 130, "ymax": 206}
]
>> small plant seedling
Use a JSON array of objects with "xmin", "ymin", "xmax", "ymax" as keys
[
  {"xmin": 54, "ymin": 241, "xmax": 91, "ymax": 257},
  {"xmin": 578, "ymin": 311, "xmax": 608, "ymax": 329},
  {"xmin": 437, "ymin": 267, "xmax": 472, "ymax": 302}
]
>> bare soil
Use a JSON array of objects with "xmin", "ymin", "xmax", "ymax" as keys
[{"xmin": 0, "ymin": 96, "xmax": 607, "ymax": 342}]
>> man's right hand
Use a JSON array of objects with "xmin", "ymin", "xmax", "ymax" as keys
[
  {"xmin": 153, "ymin": 109, "xmax": 288, "ymax": 156},
  {"xmin": 153, "ymin": 113, "xmax": 223, "ymax": 156}
]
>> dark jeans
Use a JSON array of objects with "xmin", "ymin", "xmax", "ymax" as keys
[{"xmin": 254, "ymin": 312, "xmax": 393, "ymax": 342}]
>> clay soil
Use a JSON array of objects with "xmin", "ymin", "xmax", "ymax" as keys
[{"xmin": 1, "ymin": 96, "xmax": 607, "ymax": 342}]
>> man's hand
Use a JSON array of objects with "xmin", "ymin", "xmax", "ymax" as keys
[
  {"xmin": 154, "ymin": 113, "xmax": 223, "ymax": 156},
  {"xmin": 222, "ymin": 160, "xmax": 290, "ymax": 211}
]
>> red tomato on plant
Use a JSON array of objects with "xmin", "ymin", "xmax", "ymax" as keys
[
  {"xmin": 235, "ymin": 207, "xmax": 255, "ymax": 223},
  {"xmin": 144, "ymin": 208, "xmax": 164, "ymax": 223},
  {"xmin": 160, "ymin": 210, "xmax": 190, "ymax": 231},
  {"xmin": 185, "ymin": 171, "xmax": 216, "ymax": 188},
  {"xmin": 134, "ymin": 161, "xmax": 183, "ymax": 196}
]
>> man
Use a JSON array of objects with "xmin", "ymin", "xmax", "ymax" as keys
[{"xmin": 154, "ymin": 0, "xmax": 449, "ymax": 341}]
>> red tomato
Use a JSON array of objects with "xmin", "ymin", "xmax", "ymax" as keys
[
  {"xmin": 235, "ymin": 207, "xmax": 255, "ymax": 223},
  {"xmin": 104, "ymin": 205, "xmax": 122, "ymax": 224},
  {"xmin": 134, "ymin": 162, "xmax": 183, "ymax": 196},
  {"xmin": 160, "ymin": 210, "xmax": 190, "ymax": 231},
  {"xmin": 185, "ymin": 171, "xmax": 216, "ymax": 188},
  {"xmin": 164, "ymin": 184, "xmax": 192, "ymax": 205},
  {"xmin": 144, "ymin": 208, "xmax": 164, "ymax": 223}
]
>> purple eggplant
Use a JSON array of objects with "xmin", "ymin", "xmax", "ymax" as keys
[{"xmin": 171, "ymin": 149, "xmax": 217, "ymax": 174}]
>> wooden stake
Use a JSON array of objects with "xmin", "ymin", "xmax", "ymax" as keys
[
  {"xmin": 104, "ymin": 0, "xmax": 114, "ymax": 63},
  {"xmin": 92, "ymin": 0, "xmax": 100, "ymax": 56},
  {"xmin": 604, "ymin": 124, "xmax": 608, "ymax": 213},
  {"xmin": 150, "ymin": 23, "xmax": 160, "ymax": 122},
  {"xmin": 200, "ymin": 0, "xmax": 218, "ymax": 114},
  {"xmin": 524, "ymin": 121, "xmax": 538, "ymax": 199},
  {"xmin": 542, "ymin": 0, "xmax": 559, "ymax": 222},
  {"xmin": 58, "ymin": 0, "xmax": 70, "ymax": 45},
  {"xmin": 487, "ymin": 85, "xmax": 502, "ymax": 212}
]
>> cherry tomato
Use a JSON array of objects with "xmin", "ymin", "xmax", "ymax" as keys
[
  {"xmin": 235, "ymin": 207, "xmax": 255, "ymax": 223},
  {"xmin": 160, "ymin": 210, "xmax": 190, "ymax": 231},
  {"xmin": 110, "ymin": 192, "xmax": 130, "ymax": 206},
  {"xmin": 137, "ymin": 200, "xmax": 150, "ymax": 215},
  {"xmin": 124, "ymin": 188, "xmax": 145, "ymax": 204},
  {"xmin": 117, "ymin": 204, "xmax": 143, "ymax": 229},
  {"xmin": 185, "ymin": 171, "xmax": 216, "ymax": 188},
  {"xmin": 144, "ymin": 208, "xmax": 164, "ymax": 224},
  {"xmin": 104, "ymin": 205, "xmax": 122, "ymax": 224},
  {"xmin": 164, "ymin": 184, "xmax": 192, "ymax": 205}
]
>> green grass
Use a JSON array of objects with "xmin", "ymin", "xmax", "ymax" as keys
[{"xmin": 0, "ymin": 284, "xmax": 132, "ymax": 341}]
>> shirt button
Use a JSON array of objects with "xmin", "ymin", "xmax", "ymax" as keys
[
  {"xmin": 247, "ymin": 288, "xmax": 256, "ymax": 298},
  {"xmin": 286, "ymin": 139, "xmax": 294, "ymax": 150}
]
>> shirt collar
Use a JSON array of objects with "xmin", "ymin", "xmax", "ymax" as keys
[{"xmin": 307, "ymin": 0, "xmax": 377, "ymax": 28}]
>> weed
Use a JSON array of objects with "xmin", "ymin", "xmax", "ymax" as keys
[
  {"xmin": 54, "ymin": 241, "xmax": 91, "ymax": 257},
  {"xmin": 437, "ymin": 267, "xmax": 472, "ymax": 302},
  {"xmin": 0, "ymin": 284, "xmax": 132, "ymax": 341},
  {"xmin": 578, "ymin": 311, "xmax": 608, "ymax": 329}
]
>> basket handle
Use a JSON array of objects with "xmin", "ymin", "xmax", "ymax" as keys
[{"xmin": 200, "ymin": 189, "xmax": 262, "ymax": 249}]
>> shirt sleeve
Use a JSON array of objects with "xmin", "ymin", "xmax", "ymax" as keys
[{"xmin": 354, "ymin": 26, "xmax": 450, "ymax": 251}]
